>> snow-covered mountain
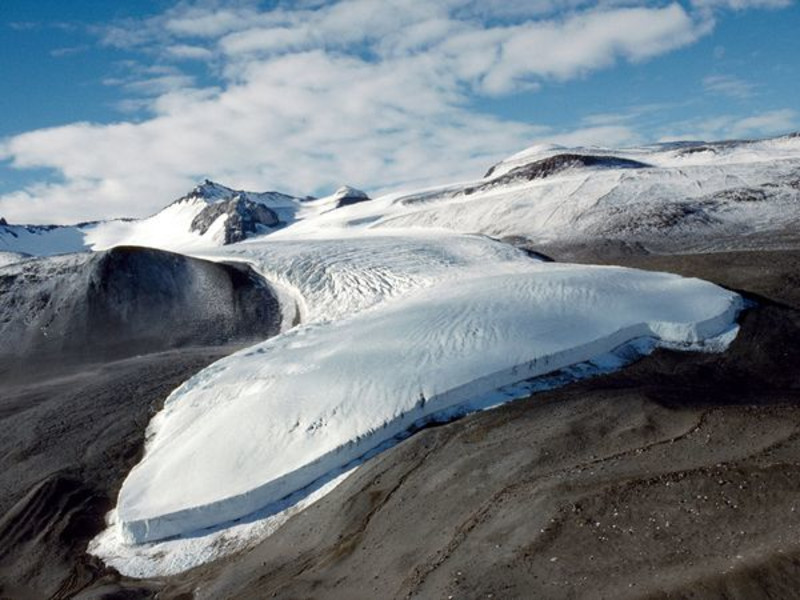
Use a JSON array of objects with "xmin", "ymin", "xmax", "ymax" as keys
[
  {"xmin": 343, "ymin": 132, "xmax": 800, "ymax": 253},
  {"xmin": 5, "ymin": 133, "xmax": 796, "ymax": 575},
  {"xmin": 3, "ymin": 133, "xmax": 798, "ymax": 259},
  {"xmin": 0, "ymin": 181, "xmax": 372, "ymax": 257}
]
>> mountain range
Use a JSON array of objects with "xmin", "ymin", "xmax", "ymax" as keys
[
  {"xmin": 1, "ymin": 133, "xmax": 800, "ymax": 600},
  {"xmin": 3, "ymin": 133, "xmax": 799, "ymax": 260}
]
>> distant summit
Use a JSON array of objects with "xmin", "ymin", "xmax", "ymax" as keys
[
  {"xmin": 187, "ymin": 179, "xmax": 237, "ymax": 203},
  {"xmin": 190, "ymin": 193, "xmax": 280, "ymax": 244},
  {"xmin": 2, "ymin": 132, "xmax": 799, "ymax": 257},
  {"xmin": 331, "ymin": 185, "xmax": 370, "ymax": 208}
]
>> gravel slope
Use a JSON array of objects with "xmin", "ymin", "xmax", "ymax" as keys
[
  {"xmin": 153, "ymin": 249, "xmax": 800, "ymax": 600},
  {"xmin": 0, "ymin": 248, "xmax": 285, "ymax": 599},
  {"xmin": 0, "ymin": 246, "xmax": 284, "ymax": 378},
  {"xmin": 3, "ymin": 248, "xmax": 799, "ymax": 600}
]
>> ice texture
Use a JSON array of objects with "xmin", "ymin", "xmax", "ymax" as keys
[
  {"xmin": 72, "ymin": 135, "xmax": 781, "ymax": 561},
  {"xmin": 117, "ymin": 261, "xmax": 742, "ymax": 543}
]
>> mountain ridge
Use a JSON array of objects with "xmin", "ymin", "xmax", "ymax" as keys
[{"xmin": 0, "ymin": 180, "xmax": 370, "ymax": 256}]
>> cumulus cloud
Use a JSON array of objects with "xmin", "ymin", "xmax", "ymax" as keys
[
  {"xmin": 477, "ymin": 4, "xmax": 703, "ymax": 94},
  {"xmin": 0, "ymin": 0, "xmax": 794, "ymax": 223},
  {"xmin": 166, "ymin": 44, "xmax": 215, "ymax": 60}
]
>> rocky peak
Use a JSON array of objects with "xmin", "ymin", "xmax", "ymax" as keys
[
  {"xmin": 188, "ymin": 179, "xmax": 238, "ymax": 203},
  {"xmin": 190, "ymin": 195, "xmax": 280, "ymax": 244},
  {"xmin": 332, "ymin": 186, "xmax": 370, "ymax": 208}
]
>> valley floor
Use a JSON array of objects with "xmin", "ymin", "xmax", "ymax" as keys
[
  {"xmin": 0, "ymin": 347, "xmax": 244, "ymax": 600},
  {"xmin": 151, "ymin": 248, "xmax": 800, "ymax": 600},
  {"xmin": 1, "ymin": 247, "xmax": 794, "ymax": 599}
]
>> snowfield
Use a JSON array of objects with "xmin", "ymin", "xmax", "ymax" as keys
[
  {"xmin": 307, "ymin": 136, "xmax": 800, "ymax": 251},
  {"xmin": 3, "ymin": 133, "xmax": 799, "ymax": 256}
]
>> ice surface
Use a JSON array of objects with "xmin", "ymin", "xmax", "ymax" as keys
[
  {"xmin": 201, "ymin": 230, "xmax": 531, "ymax": 323},
  {"xmin": 116, "ymin": 261, "xmax": 742, "ymax": 543},
  {"xmin": 90, "ymin": 467, "xmax": 356, "ymax": 578},
  {"xmin": 69, "ymin": 135, "xmax": 786, "ymax": 569},
  {"xmin": 0, "ymin": 250, "xmax": 29, "ymax": 267}
]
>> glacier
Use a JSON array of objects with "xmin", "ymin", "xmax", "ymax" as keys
[
  {"xmin": 74, "ymin": 134, "xmax": 800, "ymax": 569},
  {"xmin": 115, "ymin": 242, "xmax": 742, "ymax": 544}
]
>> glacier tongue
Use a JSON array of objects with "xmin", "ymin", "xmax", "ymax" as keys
[
  {"xmin": 88, "ymin": 134, "xmax": 799, "ymax": 562},
  {"xmin": 115, "ymin": 253, "xmax": 742, "ymax": 544}
]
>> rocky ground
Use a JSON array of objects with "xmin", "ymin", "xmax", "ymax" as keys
[
  {"xmin": 2, "ymin": 248, "xmax": 800, "ymax": 599},
  {"xmin": 0, "ymin": 248, "xmax": 283, "ymax": 599},
  {"xmin": 0, "ymin": 347, "xmax": 239, "ymax": 600}
]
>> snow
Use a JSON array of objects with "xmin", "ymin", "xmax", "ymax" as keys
[
  {"xmin": 82, "ymin": 182, "xmax": 301, "ymax": 251},
  {"xmin": 115, "ymin": 259, "xmax": 742, "ymax": 544},
  {"xmin": 64, "ymin": 133, "xmax": 793, "ymax": 572},
  {"xmin": 0, "ymin": 250, "xmax": 29, "ymax": 267},
  {"xmin": 3, "ymin": 134, "xmax": 799, "ymax": 256},
  {"xmin": 311, "ymin": 149, "xmax": 800, "ymax": 249},
  {"xmin": 84, "ymin": 198, "xmax": 224, "ymax": 251},
  {"xmin": 200, "ymin": 137, "xmax": 795, "ymax": 257},
  {"xmin": 200, "ymin": 230, "xmax": 530, "ymax": 323},
  {"xmin": 0, "ymin": 223, "xmax": 90, "ymax": 256},
  {"xmin": 0, "ymin": 182, "xmax": 306, "ymax": 255},
  {"xmin": 90, "ymin": 467, "xmax": 357, "ymax": 578}
]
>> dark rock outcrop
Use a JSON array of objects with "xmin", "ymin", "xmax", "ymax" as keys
[
  {"xmin": 190, "ymin": 195, "xmax": 280, "ymax": 244},
  {"xmin": 0, "ymin": 246, "xmax": 285, "ymax": 370},
  {"xmin": 471, "ymin": 154, "xmax": 650, "ymax": 195},
  {"xmin": 710, "ymin": 187, "xmax": 770, "ymax": 203},
  {"xmin": 332, "ymin": 186, "xmax": 371, "ymax": 209},
  {"xmin": 673, "ymin": 139, "xmax": 759, "ymax": 157}
]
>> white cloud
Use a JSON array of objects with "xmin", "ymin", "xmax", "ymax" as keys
[
  {"xmin": 479, "ymin": 4, "xmax": 704, "ymax": 94},
  {"xmin": 50, "ymin": 45, "xmax": 89, "ymax": 58},
  {"xmin": 729, "ymin": 108, "xmax": 797, "ymax": 137},
  {"xmin": 0, "ymin": 0, "xmax": 793, "ymax": 223},
  {"xmin": 703, "ymin": 74, "xmax": 755, "ymax": 98},
  {"xmin": 165, "ymin": 8, "xmax": 258, "ymax": 37},
  {"xmin": 691, "ymin": 0, "xmax": 792, "ymax": 9},
  {"xmin": 658, "ymin": 108, "xmax": 797, "ymax": 141},
  {"xmin": 166, "ymin": 44, "xmax": 215, "ymax": 60},
  {"xmin": 123, "ymin": 74, "xmax": 198, "ymax": 95}
]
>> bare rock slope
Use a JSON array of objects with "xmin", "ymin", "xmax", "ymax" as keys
[
  {"xmin": 0, "ymin": 247, "xmax": 286, "ymax": 599},
  {"xmin": 0, "ymin": 245, "xmax": 283, "ymax": 377},
  {"xmin": 148, "ymin": 248, "xmax": 800, "ymax": 600}
]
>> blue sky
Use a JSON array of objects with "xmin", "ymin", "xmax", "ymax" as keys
[{"xmin": 1, "ymin": 0, "xmax": 798, "ymax": 223}]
